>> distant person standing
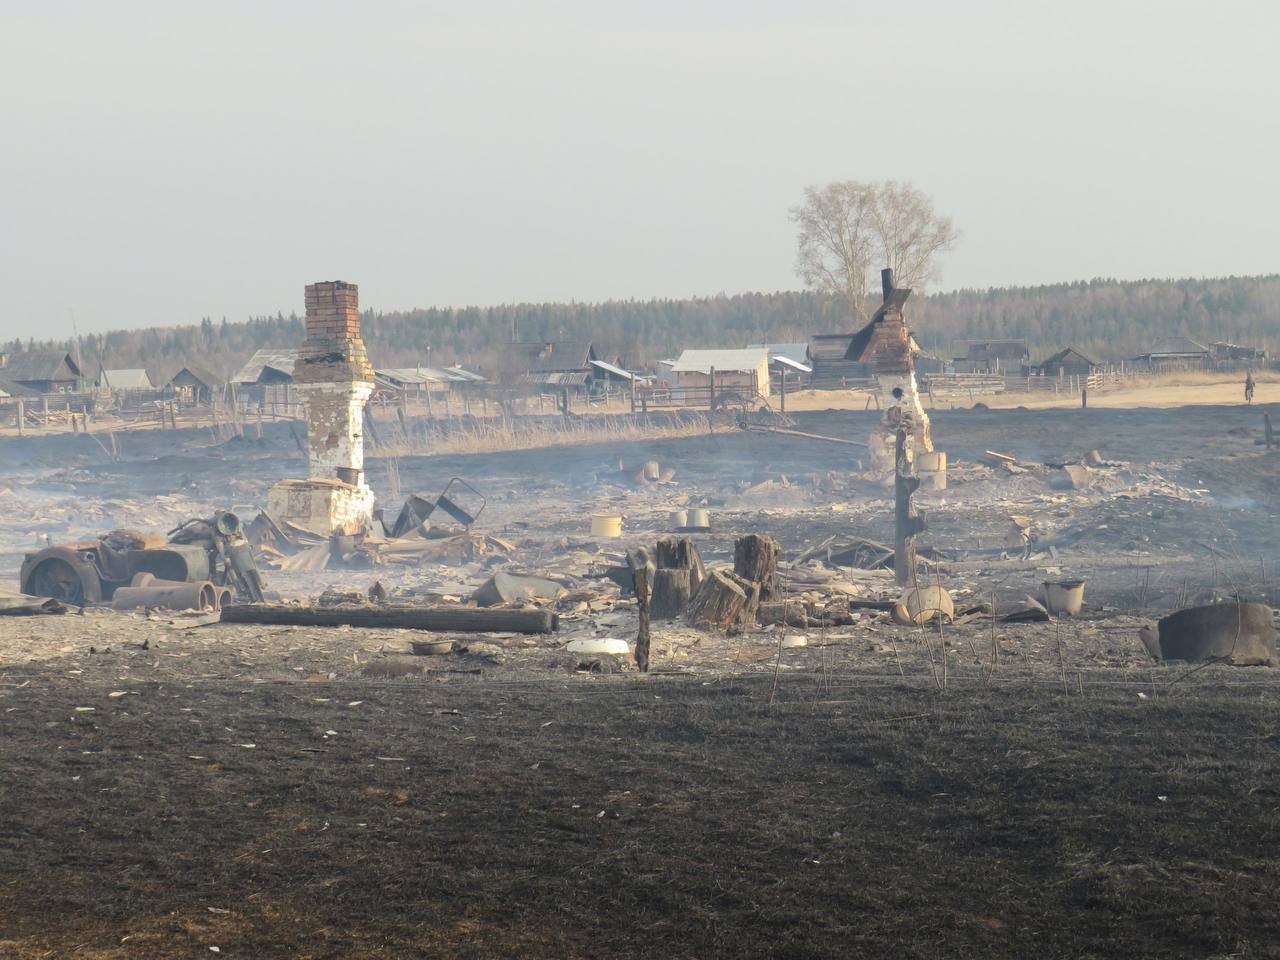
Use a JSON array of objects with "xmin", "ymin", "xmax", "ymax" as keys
[{"xmin": 1245, "ymin": 372, "xmax": 1256, "ymax": 404}]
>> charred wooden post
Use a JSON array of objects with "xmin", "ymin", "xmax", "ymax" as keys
[
  {"xmin": 1266, "ymin": 412, "xmax": 1273, "ymax": 450},
  {"xmin": 894, "ymin": 427, "xmax": 925, "ymax": 586},
  {"xmin": 734, "ymin": 534, "xmax": 779, "ymax": 602},
  {"xmin": 633, "ymin": 563, "xmax": 651, "ymax": 672}
]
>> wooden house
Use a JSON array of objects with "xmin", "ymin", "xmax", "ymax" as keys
[
  {"xmin": 1132, "ymin": 337, "xmax": 1210, "ymax": 369},
  {"xmin": 169, "ymin": 366, "xmax": 224, "ymax": 405},
  {"xmin": 1035, "ymin": 348, "xmax": 1100, "ymax": 377},
  {"xmin": 230, "ymin": 348, "xmax": 298, "ymax": 407},
  {"xmin": 953, "ymin": 340, "xmax": 1029, "ymax": 374},
  {"xmin": 669, "ymin": 348, "xmax": 770, "ymax": 399},
  {"xmin": 101, "ymin": 368, "xmax": 155, "ymax": 392},
  {"xmin": 0, "ymin": 351, "xmax": 82, "ymax": 393}
]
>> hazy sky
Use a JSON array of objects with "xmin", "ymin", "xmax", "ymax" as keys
[{"xmin": 2, "ymin": 0, "xmax": 1277, "ymax": 338}]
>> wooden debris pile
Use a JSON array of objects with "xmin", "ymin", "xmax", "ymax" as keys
[{"xmin": 246, "ymin": 508, "xmax": 516, "ymax": 573}]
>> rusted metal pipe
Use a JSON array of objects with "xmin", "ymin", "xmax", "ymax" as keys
[{"xmin": 111, "ymin": 582, "xmax": 217, "ymax": 612}]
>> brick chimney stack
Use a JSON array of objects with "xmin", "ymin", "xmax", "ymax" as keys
[
  {"xmin": 296, "ymin": 281, "xmax": 374, "ymax": 384},
  {"xmin": 264, "ymin": 280, "xmax": 378, "ymax": 537},
  {"xmin": 292, "ymin": 280, "xmax": 375, "ymax": 487}
]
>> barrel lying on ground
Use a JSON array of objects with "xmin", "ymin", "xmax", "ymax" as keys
[{"xmin": 1153, "ymin": 602, "xmax": 1276, "ymax": 665}]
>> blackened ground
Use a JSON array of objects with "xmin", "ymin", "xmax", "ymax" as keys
[
  {"xmin": 7, "ymin": 404, "xmax": 1280, "ymax": 600},
  {"xmin": 2, "ymin": 673, "xmax": 1278, "ymax": 959}
]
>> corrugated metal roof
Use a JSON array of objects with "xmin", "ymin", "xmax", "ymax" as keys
[
  {"xmin": 771, "ymin": 356, "xmax": 812, "ymax": 373},
  {"xmin": 671, "ymin": 348, "xmax": 768, "ymax": 374},
  {"xmin": 440, "ymin": 366, "xmax": 486, "ymax": 382},
  {"xmin": 589, "ymin": 359, "xmax": 634, "ymax": 380},
  {"xmin": 379, "ymin": 365, "xmax": 487, "ymax": 384},
  {"xmin": 524, "ymin": 370, "xmax": 591, "ymax": 386},
  {"xmin": 231, "ymin": 349, "xmax": 299, "ymax": 385},
  {"xmin": 378, "ymin": 367, "xmax": 445, "ymax": 385},
  {"xmin": 102, "ymin": 369, "xmax": 154, "ymax": 390}
]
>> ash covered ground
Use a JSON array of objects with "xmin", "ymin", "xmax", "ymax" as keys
[{"xmin": 2, "ymin": 404, "xmax": 1280, "ymax": 958}]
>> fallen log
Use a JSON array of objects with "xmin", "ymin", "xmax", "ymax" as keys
[
  {"xmin": 220, "ymin": 603, "xmax": 558, "ymax": 634},
  {"xmin": 740, "ymin": 424, "xmax": 869, "ymax": 447},
  {"xmin": 757, "ymin": 599, "xmax": 811, "ymax": 627}
]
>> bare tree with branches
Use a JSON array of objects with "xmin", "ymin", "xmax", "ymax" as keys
[
  {"xmin": 790, "ymin": 182, "xmax": 878, "ymax": 321},
  {"xmin": 790, "ymin": 180, "xmax": 957, "ymax": 322},
  {"xmin": 870, "ymin": 180, "xmax": 958, "ymax": 294}
]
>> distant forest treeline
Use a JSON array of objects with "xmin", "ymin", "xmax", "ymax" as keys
[{"xmin": 6, "ymin": 274, "xmax": 1279, "ymax": 383}]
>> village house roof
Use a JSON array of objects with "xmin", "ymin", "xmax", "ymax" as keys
[
  {"xmin": 231, "ymin": 349, "xmax": 299, "ymax": 385},
  {"xmin": 812, "ymin": 331, "xmax": 923, "ymax": 363},
  {"xmin": 0, "ymin": 351, "xmax": 82, "ymax": 384},
  {"xmin": 771, "ymin": 355, "xmax": 813, "ymax": 373},
  {"xmin": 1038, "ymin": 347, "xmax": 1100, "ymax": 368},
  {"xmin": 517, "ymin": 341, "xmax": 597, "ymax": 373},
  {"xmin": 101, "ymin": 369, "xmax": 154, "ymax": 390},
  {"xmin": 378, "ymin": 367, "xmax": 444, "ymax": 386},
  {"xmin": 0, "ymin": 378, "xmax": 41, "ymax": 399},
  {"xmin": 671, "ymin": 348, "xmax": 768, "ymax": 374},
  {"xmin": 1144, "ymin": 337, "xmax": 1209, "ymax": 358},
  {"xmin": 589, "ymin": 358, "xmax": 636, "ymax": 381},
  {"xmin": 808, "ymin": 333, "xmax": 856, "ymax": 361},
  {"xmin": 954, "ymin": 340, "xmax": 1029, "ymax": 363},
  {"xmin": 376, "ymin": 366, "xmax": 485, "ymax": 386},
  {"xmin": 170, "ymin": 365, "xmax": 224, "ymax": 390}
]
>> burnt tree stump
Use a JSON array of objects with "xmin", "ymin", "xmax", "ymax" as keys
[
  {"xmin": 652, "ymin": 536, "xmax": 704, "ymax": 619},
  {"xmin": 687, "ymin": 569, "xmax": 758, "ymax": 630},
  {"xmin": 655, "ymin": 537, "xmax": 705, "ymax": 590},
  {"xmin": 734, "ymin": 534, "xmax": 779, "ymax": 602},
  {"xmin": 650, "ymin": 568, "xmax": 692, "ymax": 621}
]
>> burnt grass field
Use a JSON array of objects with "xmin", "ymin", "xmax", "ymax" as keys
[{"xmin": 3, "ymin": 673, "xmax": 1280, "ymax": 959}]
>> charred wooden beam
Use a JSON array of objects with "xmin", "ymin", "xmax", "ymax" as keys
[{"xmin": 220, "ymin": 603, "xmax": 558, "ymax": 634}]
